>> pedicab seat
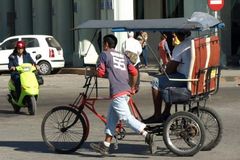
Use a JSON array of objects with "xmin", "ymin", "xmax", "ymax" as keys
[
  {"xmin": 162, "ymin": 35, "xmax": 221, "ymax": 105},
  {"xmin": 188, "ymin": 35, "xmax": 221, "ymax": 99}
]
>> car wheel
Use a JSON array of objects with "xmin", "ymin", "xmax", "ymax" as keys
[{"xmin": 38, "ymin": 61, "xmax": 51, "ymax": 75}]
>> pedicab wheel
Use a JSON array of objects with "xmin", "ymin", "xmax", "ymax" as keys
[
  {"xmin": 190, "ymin": 106, "xmax": 223, "ymax": 151},
  {"xmin": 163, "ymin": 111, "xmax": 205, "ymax": 156},
  {"xmin": 41, "ymin": 106, "xmax": 87, "ymax": 154}
]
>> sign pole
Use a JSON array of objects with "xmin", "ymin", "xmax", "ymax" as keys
[
  {"xmin": 208, "ymin": 0, "xmax": 224, "ymax": 35},
  {"xmin": 214, "ymin": 11, "xmax": 218, "ymax": 36}
]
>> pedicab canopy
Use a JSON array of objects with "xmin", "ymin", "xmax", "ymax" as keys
[{"xmin": 75, "ymin": 12, "xmax": 224, "ymax": 32}]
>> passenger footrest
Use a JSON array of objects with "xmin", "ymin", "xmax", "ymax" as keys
[{"xmin": 145, "ymin": 124, "xmax": 164, "ymax": 136}]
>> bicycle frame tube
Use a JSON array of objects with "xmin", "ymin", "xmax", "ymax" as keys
[
  {"xmin": 70, "ymin": 75, "xmax": 145, "ymax": 134},
  {"xmin": 128, "ymin": 97, "xmax": 143, "ymax": 121}
]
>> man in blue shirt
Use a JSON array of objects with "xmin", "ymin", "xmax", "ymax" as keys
[{"xmin": 90, "ymin": 34, "xmax": 156, "ymax": 156}]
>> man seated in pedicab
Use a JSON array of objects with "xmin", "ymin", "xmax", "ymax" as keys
[
  {"xmin": 8, "ymin": 41, "xmax": 38, "ymax": 99},
  {"xmin": 142, "ymin": 31, "xmax": 192, "ymax": 124}
]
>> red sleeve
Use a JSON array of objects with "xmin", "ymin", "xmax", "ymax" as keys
[
  {"xmin": 97, "ymin": 63, "xmax": 106, "ymax": 77},
  {"xmin": 128, "ymin": 64, "xmax": 138, "ymax": 76}
]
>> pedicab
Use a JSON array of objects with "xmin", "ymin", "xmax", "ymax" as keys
[{"xmin": 41, "ymin": 12, "xmax": 223, "ymax": 156}]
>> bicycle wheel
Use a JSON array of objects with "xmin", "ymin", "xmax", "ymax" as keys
[
  {"xmin": 190, "ymin": 106, "xmax": 223, "ymax": 151},
  {"xmin": 41, "ymin": 106, "xmax": 87, "ymax": 153},
  {"xmin": 163, "ymin": 111, "xmax": 205, "ymax": 156}
]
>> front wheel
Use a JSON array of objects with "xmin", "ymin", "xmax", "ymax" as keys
[
  {"xmin": 26, "ymin": 96, "xmax": 37, "ymax": 115},
  {"xmin": 41, "ymin": 106, "xmax": 87, "ymax": 154},
  {"xmin": 163, "ymin": 111, "xmax": 205, "ymax": 156}
]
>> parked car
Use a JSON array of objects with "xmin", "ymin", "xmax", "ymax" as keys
[{"xmin": 0, "ymin": 35, "xmax": 65, "ymax": 75}]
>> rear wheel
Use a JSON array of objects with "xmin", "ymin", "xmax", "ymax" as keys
[
  {"xmin": 163, "ymin": 111, "xmax": 205, "ymax": 156},
  {"xmin": 38, "ymin": 61, "xmax": 51, "ymax": 75},
  {"xmin": 27, "ymin": 96, "xmax": 37, "ymax": 115},
  {"xmin": 41, "ymin": 106, "xmax": 87, "ymax": 153},
  {"xmin": 190, "ymin": 106, "xmax": 223, "ymax": 151}
]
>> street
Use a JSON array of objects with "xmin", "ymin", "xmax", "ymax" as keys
[{"xmin": 0, "ymin": 73, "xmax": 240, "ymax": 160}]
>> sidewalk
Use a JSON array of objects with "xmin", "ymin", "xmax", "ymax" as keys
[{"xmin": 58, "ymin": 65, "xmax": 240, "ymax": 86}]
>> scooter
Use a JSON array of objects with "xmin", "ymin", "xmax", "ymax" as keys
[{"xmin": 7, "ymin": 63, "xmax": 40, "ymax": 115}]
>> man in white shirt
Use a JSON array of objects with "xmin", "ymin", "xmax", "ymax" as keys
[
  {"xmin": 122, "ymin": 32, "xmax": 142, "ymax": 65},
  {"xmin": 143, "ymin": 31, "xmax": 192, "ymax": 124},
  {"xmin": 122, "ymin": 32, "xmax": 143, "ymax": 90}
]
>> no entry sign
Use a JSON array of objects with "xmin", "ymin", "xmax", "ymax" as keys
[{"xmin": 208, "ymin": 0, "xmax": 224, "ymax": 11}]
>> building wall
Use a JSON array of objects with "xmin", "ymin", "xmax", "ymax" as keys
[
  {"xmin": 0, "ymin": 0, "xmax": 74, "ymax": 66},
  {"xmin": 114, "ymin": 0, "xmax": 134, "ymax": 52},
  {"xmin": 0, "ymin": 0, "xmax": 234, "ymax": 67},
  {"xmin": 72, "ymin": 0, "xmax": 99, "ymax": 67},
  {"xmin": 15, "ymin": 0, "xmax": 33, "ymax": 34},
  {"xmin": 143, "ymin": 0, "xmax": 163, "ymax": 64},
  {"xmin": 51, "ymin": 0, "xmax": 74, "ymax": 66},
  {"xmin": 221, "ymin": 1, "xmax": 232, "ymax": 66},
  {"xmin": 32, "ymin": 0, "xmax": 52, "ymax": 34},
  {"xmin": 0, "ymin": 0, "xmax": 14, "ymax": 41}
]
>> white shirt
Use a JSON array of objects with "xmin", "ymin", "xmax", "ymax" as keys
[
  {"xmin": 171, "ymin": 37, "xmax": 192, "ymax": 77},
  {"xmin": 122, "ymin": 37, "xmax": 142, "ymax": 65},
  {"xmin": 17, "ymin": 55, "xmax": 24, "ymax": 65}
]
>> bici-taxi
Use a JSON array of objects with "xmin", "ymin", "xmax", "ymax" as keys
[{"xmin": 41, "ymin": 12, "xmax": 224, "ymax": 156}]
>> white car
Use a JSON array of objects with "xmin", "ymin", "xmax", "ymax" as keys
[{"xmin": 0, "ymin": 35, "xmax": 65, "ymax": 75}]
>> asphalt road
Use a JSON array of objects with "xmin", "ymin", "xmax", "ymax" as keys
[{"xmin": 0, "ymin": 74, "xmax": 240, "ymax": 160}]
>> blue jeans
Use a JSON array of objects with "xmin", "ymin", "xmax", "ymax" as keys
[
  {"xmin": 105, "ymin": 95, "xmax": 146, "ymax": 136},
  {"xmin": 141, "ymin": 47, "xmax": 148, "ymax": 66},
  {"xmin": 151, "ymin": 72, "xmax": 187, "ymax": 90},
  {"xmin": 11, "ymin": 72, "xmax": 21, "ymax": 98}
]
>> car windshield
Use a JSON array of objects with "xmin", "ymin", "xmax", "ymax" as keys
[{"xmin": 45, "ymin": 37, "xmax": 62, "ymax": 50}]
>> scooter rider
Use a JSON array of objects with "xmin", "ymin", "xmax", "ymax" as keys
[{"xmin": 8, "ymin": 41, "xmax": 38, "ymax": 99}]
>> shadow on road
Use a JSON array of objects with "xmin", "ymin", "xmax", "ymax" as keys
[
  {"xmin": 0, "ymin": 141, "xmax": 51, "ymax": 153},
  {"xmin": 0, "ymin": 140, "xmax": 177, "ymax": 158},
  {"xmin": 0, "ymin": 109, "xmax": 29, "ymax": 117},
  {"xmin": 75, "ymin": 142, "xmax": 177, "ymax": 158}
]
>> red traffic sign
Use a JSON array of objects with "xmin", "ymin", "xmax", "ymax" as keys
[{"xmin": 208, "ymin": 0, "xmax": 224, "ymax": 11}]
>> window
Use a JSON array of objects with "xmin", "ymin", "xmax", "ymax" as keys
[
  {"xmin": 22, "ymin": 38, "xmax": 40, "ymax": 48},
  {"xmin": 45, "ymin": 37, "xmax": 62, "ymax": 50},
  {"xmin": 0, "ymin": 38, "xmax": 18, "ymax": 50},
  {"xmin": 165, "ymin": 0, "xmax": 184, "ymax": 18}
]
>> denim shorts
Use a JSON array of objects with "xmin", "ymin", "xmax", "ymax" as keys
[{"xmin": 151, "ymin": 72, "xmax": 187, "ymax": 90}]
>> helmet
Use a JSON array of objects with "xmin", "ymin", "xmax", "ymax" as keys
[{"xmin": 16, "ymin": 41, "xmax": 25, "ymax": 49}]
